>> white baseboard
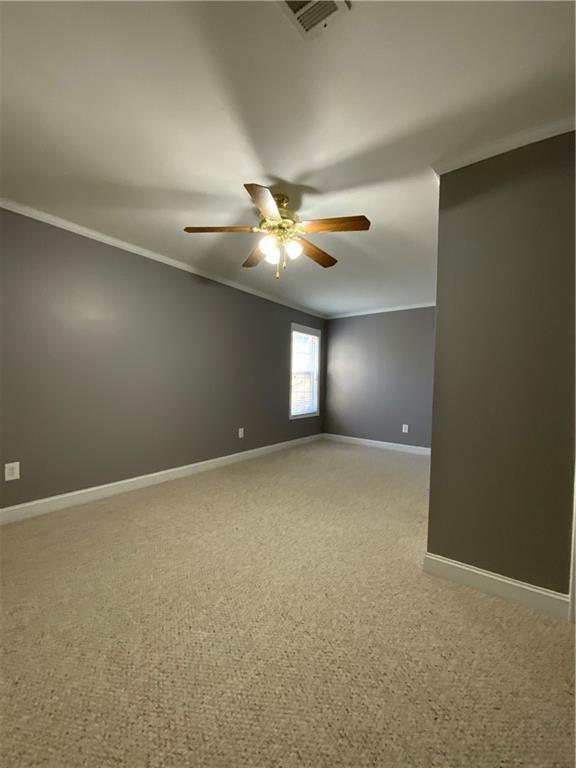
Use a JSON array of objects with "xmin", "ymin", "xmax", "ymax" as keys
[
  {"xmin": 424, "ymin": 552, "xmax": 570, "ymax": 620},
  {"xmin": 323, "ymin": 433, "xmax": 431, "ymax": 456},
  {"xmin": 0, "ymin": 434, "xmax": 322, "ymax": 525}
]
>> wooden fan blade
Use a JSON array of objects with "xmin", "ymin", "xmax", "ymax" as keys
[
  {"xmin": 242, "ymin": 245, "xmax": 264, "ymax": 268},
  {"xmin": 244, "ymin": 183, "xmax": 281, "ymax": 221},
  {"xmin": 183, "ymin": 225, "xmax": 255, "ymax": 233},
  {"xmin": 298, "ymin": 238, "xmax": 337, "ymax": 268},
  {"xmin": 301, "ymin": 216, "xmax": 370, "ymax": 233}
]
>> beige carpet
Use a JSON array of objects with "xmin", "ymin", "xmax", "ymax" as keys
[{"xmin": 1, "ymin": 441, "xmax": 574, "ymax": 767}]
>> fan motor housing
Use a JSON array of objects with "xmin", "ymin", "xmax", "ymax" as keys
[
  {"xmin": 258, "ymin": 194, "xmax": 301, "ymax": 235},
  {"xmin": 272, "ymin": 194, "xmax": 299, "ymax": 222}
]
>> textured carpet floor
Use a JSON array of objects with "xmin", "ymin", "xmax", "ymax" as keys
[{"xmin": 1, "ymin": 441, "xmax": 574, "ymax": 767}]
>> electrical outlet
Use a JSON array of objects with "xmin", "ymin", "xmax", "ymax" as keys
[
  {"xmin": 238, "ymin": 427, "xmax": 245, "ymax": 439},
  {"xmin": 4, "ymin": 461, "xmax": 20, "ymax": 481},
  {"xmin": 402, "ymin": 424, "xmax": 409, "ymax": 434}
]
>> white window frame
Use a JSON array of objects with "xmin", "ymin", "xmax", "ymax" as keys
[{"xmin": 289, "ymin": 323, "xmax": 321, "ymax": 420}]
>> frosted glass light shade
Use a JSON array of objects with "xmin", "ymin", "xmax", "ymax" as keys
[{"xmin": 285, "ymin": 240, "xmax": 303, "ymax": 259}]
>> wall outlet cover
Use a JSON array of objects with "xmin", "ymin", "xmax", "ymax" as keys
[
  {"xmin": 402, "ymin": 424, "xmax": 409, "ymax": 433},
  {"xmin": 238, "ymin": 427, "xmax": 245, "ymax": 439},
  {"xmin": 4, "ymin": 461, "xmax": 20, "ymax": 481}
]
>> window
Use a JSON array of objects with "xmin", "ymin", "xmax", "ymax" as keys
[{"xmin": 290, "ymin": 324, "xmax": 321, "ymax": 419}]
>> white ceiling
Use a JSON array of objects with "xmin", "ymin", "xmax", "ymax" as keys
[{"xmin": 1, "ymin": 1, "xmax": 574, "ymax": 317}]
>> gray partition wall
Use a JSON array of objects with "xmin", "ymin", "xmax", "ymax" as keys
[
  {"xmin": 428, "ymin": 132, "xmax": 575, "ymax": 593},
  {"xmin": 0, "ymin": 209, "xmax": 325, "ymax": 508},
  {"xmin": 325, "ymin": 308, "xmax": 435, "ymax": 448}
]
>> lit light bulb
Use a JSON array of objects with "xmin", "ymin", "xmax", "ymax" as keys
[
  {"xmin": 264, "ymin": 248, "xmax": 280, "ymax": 265},
  {"xmin": 285, "ymin": 239, "xmax": 303, "ymax": 260},
  {"xmin": 259, "ymin": 235, "xmax": 280, "ymax": 265},
  {"xmin": 259, "ymin": 235, "xmax": 277, "ymax": 256}
]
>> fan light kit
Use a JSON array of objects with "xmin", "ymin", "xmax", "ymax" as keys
[{"xmin": 183, "ymin": 183, "xmax": 370, "ymax": 278}]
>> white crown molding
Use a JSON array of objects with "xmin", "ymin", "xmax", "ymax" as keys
[
  {"xmin": 433, "ymin": 117, "xmax": 575, "ymax": 175},
  {"xmin": 0, "ymin": 434, "xmax": 323, "ymax": 525},
  {"xmin": 0, "ymin": 198, "xmax": 327, "ymax": 319},
  {"xmin": 424, "ymin": 552, "xmax": 570, "ymax": 621},
  {"xmin": 323, "ymin": 433, "xmax": 431, "ymax": 455},
  {"xmin": 329, "ymin": 302, "xmax": 436, "ymax": 320}
]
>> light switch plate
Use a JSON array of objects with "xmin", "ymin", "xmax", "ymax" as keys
[{"xmin": 4, "ymin": 461, "xmax": 20, "ymax": 481}]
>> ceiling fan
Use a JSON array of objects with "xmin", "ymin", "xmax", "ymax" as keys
[{"xmin": 183, "ymin": 183, "xmax": 370, "ymax": 278}]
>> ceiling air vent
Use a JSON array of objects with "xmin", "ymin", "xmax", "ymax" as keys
[{"xmin": 280, "ymin": 1, "xmax": 352, "ymax": 39}]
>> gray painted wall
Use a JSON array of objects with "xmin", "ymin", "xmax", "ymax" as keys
[
  {"xmin": 0, "ymin": 209, "xmax": 324, "ymax": 507},
  {"xmin": 428, "ymin": 132, "xmax": 575, "ymax": 594},
  {"xmin": 325, "ymin": 307, "xmax": 435, "ymax": 448}
]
